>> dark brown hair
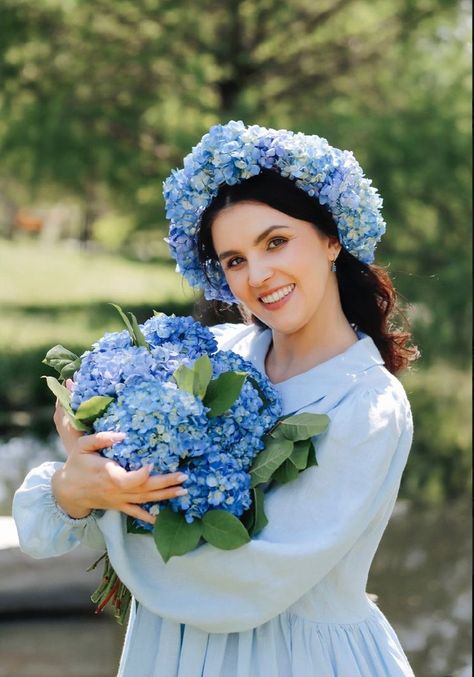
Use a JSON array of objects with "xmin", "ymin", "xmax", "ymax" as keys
[{"xmin": 197, "ymin": 170, "xmax": 418, "ymax": 375}]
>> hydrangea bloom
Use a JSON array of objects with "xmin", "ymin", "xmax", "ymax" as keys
[
  {"xmin": 164, "ymin": 120, "xmax": 386, "ymax": 303},
  {"xmin": 94, "ymin": 377, "xmax": 210, "ymax": 474},
  {"xmin": 141, "ymin": 314, "xmax": 218, "ymax": 357},
  {"xmin": 69, "ymin": 315, "xmax": 282, "ymax": 529}
]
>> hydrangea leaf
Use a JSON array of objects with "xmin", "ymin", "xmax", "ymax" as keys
[
  {"xmin": 153, "ymin": 508, "xmax": 203, "ymax": 563},
  {"xmin": 129, "ymin": 312, "xmax": 149, "ymax": 350},
  {"xmin": 75, "ymin": 395, "xmax": 114, "ymax": 423},
  {"xmin": 289, "ymin": 438, "xmax": 312, "ymax": 470},
  {"xmin": 306, "ymin": 440, "xmax": 318, "ymax": 468},
  {"xmin": 173, "ymin": 363, "xmax": 198, "ymax": 395},
  {"xmin": 272, "ymin": 458, "xmax": 300, "ymax": 484},
  {"xmin": 250, "ymin": 436, "xmax": 293, "ymax": 487},
  {"xmin": 249, "ymin": 487, "xmax": 268, "ymax": 536},
  {"xmin": 42, "ymin": 376, "xmax": 89, "ymax": 432},
  {"xmin": 277, "ymin": 413, "xmax": 330, "ymax": 441},
  {"xmin": 195, "ymin": 355, "xmax": 213, "ymax": 398},
  {"xmin": 240, "ymin": 501, "xmax": 255, "ymax": 533},
  {"xmin": 173, "ymin": 356, "xmax": 212, "ymax": 398},
  {"xmin": 202, "ymin": 510, "xmax": 251, "ymax": 549},
  {"xmin": 202, "ymin": 371, "xmax": 247, "ymax": 417},
  {"xmin": 110, "ymin": 303, "xmax": 135, "ymax": 339},
  {"xmin": 42, "ymin": 344, "xmax": 81, "ymax": 380},
  {"xmin": 126, "ymin": 517, "xmax": 150, "ymax": 535},
  {"xmin": 59, "ymin": 358, "xmax": 82, "ymax": 381}
]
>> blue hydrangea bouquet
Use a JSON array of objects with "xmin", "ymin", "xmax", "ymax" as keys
[{"xmin": 43, "ymin": 306, "xmax": 329, "ymax": 622}]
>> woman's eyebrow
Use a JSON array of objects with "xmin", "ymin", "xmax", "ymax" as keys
[{"xmin": 217, "ymin": 225, "xmax": 290, "ymax": 262}]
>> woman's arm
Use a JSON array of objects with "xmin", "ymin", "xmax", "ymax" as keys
[
  {"xmin": 99, "ymin": 381, "xmax": 414, "ymax": 633},
  {"xmin": 13, "ymin": 461, "xmax": 107, "ymax": 557},
  {"xmin": 12, "ymin": 403, "xmax": 188, "ymax": 558}
]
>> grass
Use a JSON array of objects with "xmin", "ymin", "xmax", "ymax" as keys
[
  {"xmin": 1, "ymin": 238, "xmax": 471, "ymax": 504},
  {"xmin": 1, "ymin": 239, "xmax": 198, "ymax": 350}
]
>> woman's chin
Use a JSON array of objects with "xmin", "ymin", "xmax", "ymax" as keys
[{"xmin": 254, "ymin": 311, "xmax": 305, "ymax": 336}]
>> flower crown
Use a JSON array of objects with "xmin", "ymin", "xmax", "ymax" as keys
[{"xmin": 164, "ymin": 120, "xmax": 386, "ymax": 304}]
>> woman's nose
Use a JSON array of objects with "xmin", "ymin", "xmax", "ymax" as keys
[{"xmin": 247, "ymin": 258, "xmax": 273, "ymax": 288}]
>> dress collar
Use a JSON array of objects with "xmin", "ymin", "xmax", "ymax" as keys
[{"xmin": 231, "ymin": 326, "xmax": 385, "ymax": 416}]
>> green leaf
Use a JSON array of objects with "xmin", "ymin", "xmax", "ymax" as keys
[
  {"xmin": 203, "ymin": 371, "xmax": 247, "ymax": 417},
  {"xmin": 250, "ymin": 487, "xmax": 268, "ymax": 536},
  {"xmin": 306, "ymin": 440, "xmax": 318, "ymax": 468},
  {"xmin": 42, "ymin": 344, "xmax": 81, "ymax": 380},
  {"xmin": 250, "ymin": 436, "xmax": 293, "ymax": 487},
  {"xmin": 109, "ymin": 303, "xmax": 135, "ymax": 339},
  {"xmin": 75, "ymin": 395, "xmax": 114, "ymax": 423},
  {"xmin": 290, "ymin": 438, "xmax": 311, "ymax": 470},
  {"xmin": 269, "ymin": 425, "xmax": 287, "ymax": 440},
  {"xmin": 174, "ymin": 355, "xmax": 213, "ymax": 399},
  {"xmin": 240, "ymin": 502, "xmax": 255, "ymax": 533},
  {"xmin": 173, "ymin": 364, "xmax": 196, "ymax": 394},
  {"xmin": 42, "ymin": 376, "xmax": 89, "ymax": 432},
  {"xmin": 153, "ymin": 508, "xmax": 202, "ymax": 562},
  {"xmin": 129, "ymin": 312, "xmax": 149, "ymax": 350},
  {"xmin": 272, "ymin": 458, "xmax": 300, "ymax": 485},
  {"xmin": 277, "ymin": 413, "xmax": 330, "ymax": 441},
  {"xmin": 193, "ymin": 355, "xmax": 213, "ymax": 398},
  {"xmin": 126, "ymin": 517, "xmax": 150, "ymax": 535},
  {"xmin": 42, "ymin": 375, "xmax": 71, "ymax": 412},
  {"xmin": 59, "ymin": 358, "xmax": 82, "ymax": 381},
  {"xmin": 201, "ymin": 510, "xmax": 251, "ymax": 550}
]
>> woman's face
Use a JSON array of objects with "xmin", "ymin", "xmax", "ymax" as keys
[{"xmin": 211, "ymin": 201, "xmax": 341, "ymax": 336}]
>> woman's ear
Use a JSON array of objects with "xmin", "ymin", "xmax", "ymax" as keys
[{"xmin": 327, "ymin": 236, "xmax": 342, "ymax": 260}]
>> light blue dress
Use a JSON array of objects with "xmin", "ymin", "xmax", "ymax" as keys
[{"xmin": 13, "ymin": 323, "xmax": 415, "ymax": 677}]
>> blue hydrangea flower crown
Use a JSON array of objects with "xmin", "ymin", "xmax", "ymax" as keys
[{"xmin": 164, "ymin": 120, "xmax": 386, "ymax": 304}]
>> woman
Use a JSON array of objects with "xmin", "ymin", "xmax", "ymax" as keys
[{"xmin": 14, "ymin": 121, "xmax": 418, "ymax": 676}]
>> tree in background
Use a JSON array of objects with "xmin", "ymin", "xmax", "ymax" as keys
[
  {"xmin": 0, "ymin": 0, "xmax": 471, "ymax": 502},
  {"xmin": 0, "ymin": 0, "xmax": 471, "ymax": 364}
]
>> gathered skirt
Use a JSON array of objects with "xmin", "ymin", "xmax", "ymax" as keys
[{"xmin": 117, "ymin": 600, "xmax": 414, "ymax": 677}]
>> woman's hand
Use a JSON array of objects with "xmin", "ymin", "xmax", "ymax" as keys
[{"xmin": 51, "ymin": 399, "xmax": 188, "ymax": 525}]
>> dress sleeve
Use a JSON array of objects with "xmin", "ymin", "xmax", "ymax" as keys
[
  {"xmin": 12, "ymin": 461, "xmax": 106, "ymax": 558},
  {"xmin": 100, "ymin": 381, "xmax": 414, "ymax": 633},
  {"xmin": 208, "ymin": 321, "xmax": 249, "ymax": 349}
]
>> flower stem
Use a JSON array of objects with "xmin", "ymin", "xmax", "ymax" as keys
[{"xmin": 90, "ymin": 553, "xmax": 132, "ymax": 625}]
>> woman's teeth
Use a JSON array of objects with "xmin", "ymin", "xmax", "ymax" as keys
[{"xmin": 260, "ymin": 284, "xmax": 294, "ymax": 304}]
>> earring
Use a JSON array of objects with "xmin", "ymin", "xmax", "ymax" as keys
[{"xmin": 331, "ymin": 258, "xmax": 337, "ymax": 273}]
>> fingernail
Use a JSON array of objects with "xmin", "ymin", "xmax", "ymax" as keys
[
  {"xmin": 176, "ymin": 488, "xmax": 188, "ymax": 496},
  {"xmin": 110, "ymin": 432, "xmax": 126, "ymax": 440},
  {"xmin": 176, "ymin": 473, "xmax": 188, "ymax": 482},
  {"xmin": 146, "ymin": 463, "xmax": 154, "ymax": 473}
]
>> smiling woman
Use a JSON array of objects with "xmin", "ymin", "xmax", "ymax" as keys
[
  {"xmin": 198, "ymin": 168, "xmax": 416, "ymax": 379},
  {"xmin": 210, "ymin": 200, "xmax": 356, "ymax": 383},
  {"xmin": 14, "ymin": 121, "xmax": 419, "ymax": 677}
]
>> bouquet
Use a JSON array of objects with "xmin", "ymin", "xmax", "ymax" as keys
[{"xmin": 43, "ymin": 306, "xmax": 329, "ymax": 623}]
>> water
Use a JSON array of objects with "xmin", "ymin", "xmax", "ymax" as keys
[{"xmin": 0, "ymin": 436, "xmax": 471, "ymax": 677}]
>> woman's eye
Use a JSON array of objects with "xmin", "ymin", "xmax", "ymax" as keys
[
  {"xmin": 268, "ymin": 237, "xmax": 287, "ymax": 249},
  {"xmin": 227, "ymin": 257, "xmax": 244, "ymax": 268}
]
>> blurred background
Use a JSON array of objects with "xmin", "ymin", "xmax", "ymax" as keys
[{"xmin": 0, "ymin": 0, "xmax": 471, "ymax": 675}]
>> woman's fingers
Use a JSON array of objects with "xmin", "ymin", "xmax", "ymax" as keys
[
  {"xmin": 78, "ymin": 431, "xmax": 126, "ymax": 453},
  {"xmin": 54, "ymin": 400, "xmax": 82, "ymax": 456},
  {"xmin": 123, "ymin": 468, "xmax": 188, "ymax": 491},
  {"xmin": 122, "ymin": 486, "xmax": 188, "ymax": 504},
  {"xmin": 121, "ymin": 503, "xmax": 156, "ymax": 525}
]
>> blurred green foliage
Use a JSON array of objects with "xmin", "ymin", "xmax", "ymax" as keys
[{"xmin": 0, "ymin": 0, "xmax": 471, "ymax": 501}]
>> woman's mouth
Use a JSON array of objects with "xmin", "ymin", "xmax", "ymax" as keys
[{"xmin": 259, "ymin": 284, "xmax": 295, "ymax": 309}]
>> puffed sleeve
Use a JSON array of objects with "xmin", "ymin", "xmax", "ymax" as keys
[
  {"xmin": 99, "ymin": 380, "xmax": 414, "ymax": 633},
  {"xmin": 12, "ymin": 461, "xmax": 106, "ymax": 558},
  {"xmin": 208, "ymin": 321, "xmax": 249, "ymax": 349}
]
